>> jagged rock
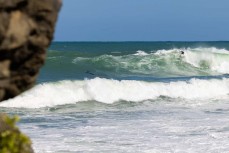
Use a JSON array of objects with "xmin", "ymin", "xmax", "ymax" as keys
[{"xmin": 0, "ymin": 0, "xmax": 62, "ymax": 101}]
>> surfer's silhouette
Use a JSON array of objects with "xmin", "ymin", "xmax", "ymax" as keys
[
  {"xmin": 85, "ymin": 70, "xmax": 95, "ymax": 75},
  {"xmin": 178, "ymin": 50, "xmax": 185, "ymax": 59}
]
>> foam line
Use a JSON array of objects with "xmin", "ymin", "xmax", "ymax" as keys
[{"xmin": 1, "ymin": 77, "xmax": 229, "ymax": 108}]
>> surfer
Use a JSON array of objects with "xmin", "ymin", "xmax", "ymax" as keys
[
  {"xmin": 179, "ymin": 50, "xmax": 185, "ymax": 59},
  {"xmin": 85, "ymin": 70, "xmax": 95, "ymax": 75}
]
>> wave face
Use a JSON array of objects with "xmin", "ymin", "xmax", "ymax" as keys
[
  {"xmin": 182, "ymin": 48, "xmax": 229, "ymax": 74},
  {"xmin": 1, "ymin": 77, "xmax": 229, "ymax": 108},
  {"xmin": 73, "ymin": 47, "xmax": 229, "ymax": 75},
  {"xmin": 39, "ymin": 47, "xmax": 229, "ymax": 83}
]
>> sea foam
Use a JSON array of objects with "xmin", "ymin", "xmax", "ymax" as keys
[
  {"xmin": 152, "ymin": 47, "xmax": 229, "ymax": 74},
  {"xmin": 1, "ymin": 77, "xmax": 229, "ymax": 108},
  {"xmin": 182, "ymin": 48, "xmax": 229, "ymax": 74}
]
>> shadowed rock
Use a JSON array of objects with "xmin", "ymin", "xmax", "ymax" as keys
[{"xmin": 0, "ymin": 0, "xmax": 62, "ymax": 101}]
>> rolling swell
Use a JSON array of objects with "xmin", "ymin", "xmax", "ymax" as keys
[
  {"xmin": 73, "ymin": 48, "xmax": 229, "ymax": 76},
  {"xmin": 41, "ymin": 47, "xmax": 229, "ymax": 82},
  {"xmin": 1, "ymin": 77, "xmax": 229, "ymax": 108}
]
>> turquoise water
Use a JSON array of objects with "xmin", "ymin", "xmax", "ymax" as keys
[
  {"xmin": 1, "ymin": 42, "xmax": 229, "ymax": 152},
  {"xmin": 40, "ymin": 42, "xmax": 229, "ymax": 82}
]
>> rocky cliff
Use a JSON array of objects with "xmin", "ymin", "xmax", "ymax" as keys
[
  {"xmin": 0, "ymin": 0, "xmax": 61, "ymax": 152},
  {"xmin": 0, "ymin": 0, "xmax": 61, "ymax": 101}
]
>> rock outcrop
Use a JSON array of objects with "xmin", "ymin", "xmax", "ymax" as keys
[{"xmin": 0, "ymin": 0, "xmax": 62, "ymax": 101}]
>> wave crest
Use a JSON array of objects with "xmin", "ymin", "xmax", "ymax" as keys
[
  {"xmin": 72, "ymin": 47, "xmax": 229, "ymax": 77},
  {"xmin": 1, "ymin": 77, "xmax": 229, "ymax": 108}
]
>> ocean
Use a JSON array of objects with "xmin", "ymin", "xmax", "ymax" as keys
[{"xmin": 1, "ymin": 42, "xmax": 229, "ymax": 152}]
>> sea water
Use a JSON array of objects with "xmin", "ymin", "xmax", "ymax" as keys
[{"xmin": 1, "ymin": 42, "xmax": 229, "ymax": 152}]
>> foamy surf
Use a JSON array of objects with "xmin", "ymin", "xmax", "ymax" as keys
[
  {"xmin": 1, "ymin": 77, "xmax": 229, "ymax": 108},
  {"xmin": 135, "ymin": 47, "xmax": 229, "ymax": 74},
  {"xmin": 154, "ymin": 47, "xmax": 229, "ymax": 74}
]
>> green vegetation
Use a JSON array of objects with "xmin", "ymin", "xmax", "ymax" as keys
[{"xmin": 0, "ymin": 114, "xmax": 33, "ymax": 153}]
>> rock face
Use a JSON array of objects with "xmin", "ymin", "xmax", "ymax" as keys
[{"xmin": 0, "ymin": 0, "xmax": 61, "ymax": 101}]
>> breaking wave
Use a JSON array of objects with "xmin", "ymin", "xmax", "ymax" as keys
[
  {"xmin": 1, "ymin": 77, "xmax": 229, "ymax": 108},
  {"xmin": 71, "ymin": 47, "xmax": 229, "ymax": 77}
]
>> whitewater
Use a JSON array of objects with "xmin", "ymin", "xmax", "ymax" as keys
[
  {"xmin": 1, "ymin": 42, "xmax": 229, "ymax": 153},
  {"xmin": 1, "ymin": 77, "xmax": 229, "ymax": 108}
]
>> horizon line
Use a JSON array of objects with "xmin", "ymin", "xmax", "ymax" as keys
[{"xmin": 52, "ymin": 40, "xmax": 229, "ymax": 43}]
